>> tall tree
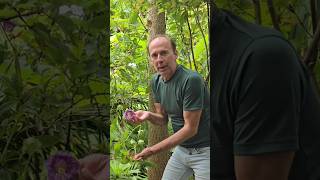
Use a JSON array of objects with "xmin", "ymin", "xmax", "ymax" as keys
[{"xmin": 146, "ymin": 0, "xmax": 170, "ymax": 179}]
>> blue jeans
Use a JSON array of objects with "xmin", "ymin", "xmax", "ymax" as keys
[{"xmin": 162, "ymin": 146, "xmax": 210, "ymax": 180}]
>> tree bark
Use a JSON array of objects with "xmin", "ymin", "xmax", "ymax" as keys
[{"xmin": 146, "ymin": 1, "xmax": 170, "ymax": 180}]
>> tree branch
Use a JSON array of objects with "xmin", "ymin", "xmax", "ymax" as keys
[
  {"xmin": 177, "ymin": 22, "xmax": 192, "ymax": 69},
  {"xmin": 267, "ymin": 0, "xmax": 281, "ymax": 31},
  {"xmin": 308, "ymin": 0, "xmax": 319, "ymax": 72},
  {"xmin": 138, "ymin": 14, "xmax": 148, "ymax": 32},
  {"xmin": 185, "ymin": 8, "xmax": 198, "ymax": 72},
  {"xmin": 10, "ymin": 5, "xmax": 31, "ymax": 28},
  {"xmin": 303, "ymin": 18, "xmax": 320, "ymax": 69},
  {"xmin": 0, "ymin": 20, "xmax": 22, "ymax": 89},
  {"xmin": 194, "ymin": 8, "xmax": 209, "ymax": 73},
  {"xmin": 0, "ymin": 11, "xmax": 43, "ymax": 22},
  {"xmin": 252, "ymin": 0, "xmax": 261, "ymax": 24},
  {"xmin": 288, "ymin": 5, "xmax": 313, "ymax": 38},
  {"xmin": 310, "ymin": 0, "xmax": 317, "ymax": 33}
]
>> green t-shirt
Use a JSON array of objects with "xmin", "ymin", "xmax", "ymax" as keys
[
  {"xmin": 211, "ymin": 10, "xmax": 320, "ymax": 179},
  {"xmin": 151, "ymin": 65, "xmax": 210, "ymax": 148}
]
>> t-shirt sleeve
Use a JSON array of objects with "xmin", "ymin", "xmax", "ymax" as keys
[
  {"xmin": 233, "ymin": 36, "xmax": 301, "ymax": 155},
  {"xmin": 183, "ymin": 74, "xmax": 205, "ymax": 111}
]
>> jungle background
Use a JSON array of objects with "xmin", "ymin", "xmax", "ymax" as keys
[
  {"xmin": 1, "ymin": 0, "xmax": 319, "ymax": 179},
  {"xmin": 0, "ymin": 0, "xmax": 108, "ymax": 179},
  {"xmin": 111, "ymin": 0, "xmax": 320, "ymax": 180}
]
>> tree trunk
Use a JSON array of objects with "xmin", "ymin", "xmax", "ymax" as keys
[{"xmin": 146, "ymin": 1, "xmax": 170, "ymax": 180}]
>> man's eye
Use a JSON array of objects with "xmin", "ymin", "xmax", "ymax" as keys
[{"xmin": 160, "ymin": 51, "xmax": 168, "ymax": 56}]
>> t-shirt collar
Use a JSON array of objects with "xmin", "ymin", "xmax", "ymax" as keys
[{"xmin": 162, "ymin": 64, "xmax": 182, "ymax": 83}]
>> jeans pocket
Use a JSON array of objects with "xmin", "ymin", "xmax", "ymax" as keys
[{"xmin": 199, "ymin": 147, "xmax": 210, "ymax": 159}]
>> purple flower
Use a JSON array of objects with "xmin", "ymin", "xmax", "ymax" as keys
[
  {"xmin": 2, "ymin": 21, "xmax": 15, "ymax": 32},
  {"xmin": 123, "ymin": 109, "xmax": 137, "ymax": 122},
  {"xmin": 46, "ymin": 152, "xmax": 80, "ymax": 180}
]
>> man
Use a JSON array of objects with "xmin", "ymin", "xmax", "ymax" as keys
[
  {"xmin": 133, "ymin": 34, "xmax": 210, "ymax": 180},
  {"xmin": 211, "ymin": 4, "xmax": 320, "ymax": 180}
]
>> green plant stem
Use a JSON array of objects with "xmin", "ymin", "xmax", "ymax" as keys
[
  {"xmin": 185, "ymin": 8, "xmax": 198, "ymax": 72},
  {"xmin": 0, "ymin": 21, "xmax": 22, "ymax": 88},
  {"xmin": 0, "ymin": 133, "xmax": 14, "ymax": 165},
  {"xmin": 194, "ymin": 8, "xmax": 209, "ymax": 73}
]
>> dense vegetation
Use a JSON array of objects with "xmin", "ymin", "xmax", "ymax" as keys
[
  {"xmin": 110, "ymin": 0, "xmax": 209, "ymax": 179},
  {"xmin": 0, "ymin": 0, "xmax": 108, "ymax": 179},
  {"xmin": 2, "ymin": 0, "xmax": 318, "ymax": 179},
  {"xmin": 111, "ymin": 0, "xmax": 320, "ymax": 179},
  {"xmin": 216, "ymin": 0, "xmax": 320, "ymax": 83}
]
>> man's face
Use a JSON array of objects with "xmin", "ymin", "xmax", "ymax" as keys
[{"xmin": 148, "ymin": 37, "xmax": 178, "ymax": 81}]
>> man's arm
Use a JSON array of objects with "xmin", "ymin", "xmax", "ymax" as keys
[
  {"xmin": 134, "ymin": 109, "xmax": 202, "ymax": 160},
  {"xmin": 150, "ymin": 109, "xmax": 202, "ymax": 152},
  {"xmin": 232, "ymin": 37, "xmax": 301, "ymax": 179},
  {"xmin": 135, "ymin": 103, "xmax": 168, "ymax": 125},
  {"xmin": 235, "ymin": 152, "xmax": 295, "ymax": 180}
]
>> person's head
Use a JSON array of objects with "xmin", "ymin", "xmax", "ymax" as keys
[{"xmin": 147, "ymin": 34, "xmax": 178, "ymax": 81}]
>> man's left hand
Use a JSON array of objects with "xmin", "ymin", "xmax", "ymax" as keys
[{"xmin": 133, "ymin": 147, "xmax": 154, "ymax": 160}]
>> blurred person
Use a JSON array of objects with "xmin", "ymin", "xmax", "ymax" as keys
[{"xmin": 211, "ymin": 3, "xmax": 320, "ymax": 180}]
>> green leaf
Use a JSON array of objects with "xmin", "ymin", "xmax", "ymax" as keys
[
  {"xmin": 45, "ymin": 45, "xmax": 64, "ymax": 65},
  {"xmin": 89, "ymin": 81, "xmax": 107, "ymax": 93},
  {"xmin": 68, "ymin": 62, "xmax": 85, "ymax": 78},
  {"xmin": 113, "ymin": 142, "xmax": 121, "ymax": 154},
  {"xmin": 56, "ymin": 15, "xmax": 77, "ymax": 37},
  {"xmin": 88, "ymin": 14, "xmax": 107, "ymax": 30},
  {"xmin": 78, "ymin": 85, "xmax": 92, "ymax": 98},
  {"xmin": 36, "ymin": 135, "xmax": 61, "ymax": 148},
  {"xmin": 22, "ymin": 137, "xmax": 42, "ymax": 155},
  {"xmin": 129, "ymin": 12, "xmax": 138, "ymax": 24},
  {"xmin": 0, "ymin": 8, "xmax": 15, "ymax": 18}
]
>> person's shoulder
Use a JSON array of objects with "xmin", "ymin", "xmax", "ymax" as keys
[
  {"xmin": 179, "ymin": 66, "xmax": 204, "ymax": 83},
  {"xmin": 240, "ymin": 35, "xmax": 300, "ymax": 75},
  {"xmin": 248, "ymin": 36, "xmax": 296, "ymax": 59},
  {"xmin": 180, "ymin": 65, "xmax": 200, "ymax": 76},
  {"xmin": 222, "ymin": 10, "xmax": 283, "ymax": 40},
  {"xmin": 151, "ymin": 73, "xmax": 161, "ymax": 85},
  {"xmin": 151, "ymin": 73, "xmax": 161, "ymax": 80}
]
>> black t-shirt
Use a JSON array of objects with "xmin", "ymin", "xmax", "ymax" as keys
[{"xmin": 211, "ymin": 10, "xmax": 320, "ymax": 180}]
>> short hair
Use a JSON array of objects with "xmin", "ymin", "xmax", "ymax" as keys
[{"xmin": 147, "ymin": 34, "xmax": 177, "ymax": 56}]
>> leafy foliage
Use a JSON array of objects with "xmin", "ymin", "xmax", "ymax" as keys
[
  {"xmin": 0, "ymin": 0, "xmax": 108, "ymax": 179},
  {"xmin": 110, "ymin": 0, "xmax": 209, "ymax": 179},
  {"xmin": 111, "ymin": 0, "xmax": 320, "ymax": 179},
  {"xmin": 216, "ymin": 0, "xmax": 320, "ymax": 84}
]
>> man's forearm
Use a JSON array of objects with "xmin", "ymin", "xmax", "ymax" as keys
[
  {"xmin": 147, "ymin": 111, "xmax": 168, "ymax": 125},
  {"xmin": 235, "ymin": 152, "xmax": 295, "ymax": 180},
  {"xmin": 149, "ymin": 125, "xmax": 197, "ymax": 154},
  {"xmin": 149, "ymin": 110, "xmax": 202, "ymax": 154}
]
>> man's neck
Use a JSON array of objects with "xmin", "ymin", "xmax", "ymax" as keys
[{"xmin": 161, "ymin": 64, "xmax": 178, "ymax": 82}]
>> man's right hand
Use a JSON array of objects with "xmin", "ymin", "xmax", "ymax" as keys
[
  {"xmin": 134, "ymin": 104, "xmax": 168, "ymax": 126},
  {"xmin": 134, "ymin": 110, "xmax": 150, "ymax": 123}
]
